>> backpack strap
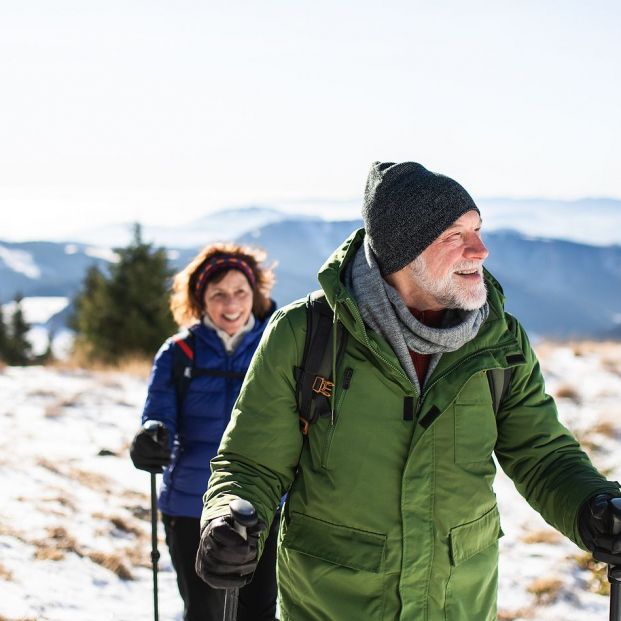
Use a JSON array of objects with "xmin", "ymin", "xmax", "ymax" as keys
[
  {"xmin": 171, "ymin": 330, "xmax": 247, "ymax": 412},
  {"xmin": 295, "ymin": 291, "xmax": 347, "ymax": 435},
  {"xmin": 171, "ymin": 330, "xmax": 195, "ymax": 412},
  {"xmin": 486, "ymin": 367, "xmax": 514, "ymax": 415}
]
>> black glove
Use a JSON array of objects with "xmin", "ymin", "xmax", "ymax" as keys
[
  {"xmin": 129, "ymin": 421, "xmax": 171, "ymax": 473},
  {"xmin": 578, "ymin": 493, "xmax": 621, "ymax": 564},
  {"xmin": 195, "ymin": 512, "xmax": 266, "ymax": 589}
]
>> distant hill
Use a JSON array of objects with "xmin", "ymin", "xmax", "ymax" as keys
[
  {"xmin": 239, "ymin": 221, "xmax": 621, "ymax": 339},
  {"xmin": 2, "ymin": 208, "xmax": 621, "ymax": 339},
  {"xmin": 0, "ymin": 241, "xmax": 113, "ymax": 302}
]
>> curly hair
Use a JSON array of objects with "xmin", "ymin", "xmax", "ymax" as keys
[{"xmin": 170, "ymin": 242, "xmax": 276, "ymax": 327}]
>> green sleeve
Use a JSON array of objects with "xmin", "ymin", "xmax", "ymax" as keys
[
  {"xmin": 495, "ymin": 316, "xmax": 620, "ymax": 548},
  {"xmin": 201, "ymin": 304, "xmax": 306, "ymax": 531}
]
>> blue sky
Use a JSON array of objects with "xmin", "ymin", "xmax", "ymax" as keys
[{"xmin": 1, "ymin": 1, "xmax": 620, "ymax": 240}]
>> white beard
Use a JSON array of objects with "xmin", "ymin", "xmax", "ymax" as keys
[{"xmin": 409, "ymin": 255, "xmax": 488, "ymax": 311}]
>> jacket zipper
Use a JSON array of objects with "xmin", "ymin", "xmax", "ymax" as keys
[
  {"xmin": 322, "ymin": 367, "xmax": 355, "ymax": 468},
  {"xmin": 344, "ymin": 299, "xmax": 412, "ymax": 388}
]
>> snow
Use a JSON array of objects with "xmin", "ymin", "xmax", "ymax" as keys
[
  {"xmin": 2, "ymin": 296, "xmax": 69, "ymax": 325},
  {"xmin": 84, "ymin": 246, "xmax": 120, "ymax": 263},
  {"xmin": 0, "ymin": 245, "xmax": 41, "ymax": 279},
  {"xmin": 1, "ymin": 343, "xmax": 621, "ymax": 620}
]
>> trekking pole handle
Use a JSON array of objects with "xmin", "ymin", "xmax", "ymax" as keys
[
  {"xmin": 143, "ymin": 420, "xmax": 165, "ymax": 444},
  {"xmin": 229, "ymin": 498, "xmax": 258, "ymax": 540},
  {"xmin": 611, "ymin": 498, "xmax": 621, "ymax": 537}
]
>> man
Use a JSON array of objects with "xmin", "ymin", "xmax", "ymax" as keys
[{"xmin": 195, "ymin": 162, "xmax": 621, "ymax": 620}]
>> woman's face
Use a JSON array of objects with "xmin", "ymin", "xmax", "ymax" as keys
[{"xmin": 203, "ymin": 269, "xmax": 254, "ymax": 336}]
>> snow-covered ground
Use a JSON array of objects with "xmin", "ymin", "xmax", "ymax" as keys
[{"xmin": 1, "ymin": 342, "xmax": 621, "ymax": 620}]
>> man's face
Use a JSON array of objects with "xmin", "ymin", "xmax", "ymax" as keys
[{"xmin": 407, "ymin": 210, "xmax": 489, "ymax": 311}]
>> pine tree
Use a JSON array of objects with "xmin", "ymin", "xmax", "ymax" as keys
[
  {"xmin": 4, "ymin": 295, "xmax": 32, "ymax": 365},
  {"xmin": 73, "ymin": 223, "xmax": 176, "ymax": 362},
  {"xmin": 72, "ymin": 264, "xmax": 112, "ymax": 358}
]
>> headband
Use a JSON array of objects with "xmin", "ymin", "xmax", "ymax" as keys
[{"xmin": 194, "ymin": 255, "xmax": 256, "ymax": 299}]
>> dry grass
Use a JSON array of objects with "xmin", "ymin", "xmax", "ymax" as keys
[
  {"xmin": 34, "ymin": 547, "xmax": 66, "ymax": 561},
  {"xmin": 534, "ymin": 340, "xmax": 621, "ymax": 362},
  {"xmin": 554, "ymin": 384, "xmax": 581, "ymax": 404},
  {"xmin": 521, "ymin": 529, "xmax": 561, "ymax": 545},
  {"xmin": 87, "ymin": 551, "xmax": 133, "ymax": 580},
  {"xmin": 109, "ymin": 515, "xmax": 143, "ymax": 537},
  {"xmin": 69, "ymin": 467, "xmax": 113, "ymax": 493},
  {"xmin": 37, "ymin": 458, "xmax": 115, "ymax": 494},
  {"xmin": 602, "ymin": 356, "xmax": 621, "ymax": 375},
  {"xmin": 36, "ymin": 457, "xmax": 63, "ymax": 476},
  {"xmin": 32, "ymin": 525, "xmax": 81, "ymax": 562},
  {"xmin": 45, "ymin": 492, "xmax": 77, "ymax": 511},
  {"xmin": 124, "ymin": 542, "xmax": 152, "ymax": 569},
  {"xmin": 0, "ymin": 522, "xmax": 23, "ymax": 539},
  {"xmin": 574, "ymin": 551, "xmax": 610, "ymax": 595},
  {"xmin": 27, "ymin": 388, "xmax": 59, "ymax": 399},
  {"xmin": 0, "ymin": 562, "xmax": 13, "ymax": 581},
  {"xmin": 497, "ymin": 608, "xmax": 534, "ymax": 621},
  {"xmin": 92, "ymin": 511, "xmax": 145, "ymax": 537},
  {"xmin": 126, "ymin": 503, "xmax": 151, "ymax": 521},
  {"xmin": 50, "ymin": 348, "xmax": 153, "ymax": 379},
  {"xmin": 592, "ymin": 419, "xmax": 618, "ymax": 438},
  {"xmin": 526, "ymin": 577, "xmax": 563, "ymax": 604},
  {"xmin": 1, "ymin": 517, "xmax": 136, "ymax": 581},
  {"xmin": 0, "ymin": 616, "xmax": 38, "ymax": 621}
]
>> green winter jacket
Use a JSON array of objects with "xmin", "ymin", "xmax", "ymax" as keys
[{"xmin": 202, "ymin": 229, "xmax": 619, "ymax": 621}]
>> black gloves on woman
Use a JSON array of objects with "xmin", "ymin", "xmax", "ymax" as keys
[
  {"xmin": 129, "ymin": 420, "xmax": 171, "ymax": 473},
  {"xmin": 578, "ymin": 493, "xmax": 621, "ymax": 565}
]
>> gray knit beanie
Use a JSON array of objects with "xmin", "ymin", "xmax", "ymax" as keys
[{"xmin": 362, "ymin": 161, "xmax": 480, "ymax": 275}]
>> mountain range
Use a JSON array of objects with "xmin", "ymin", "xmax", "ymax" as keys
[{"xmin": 2, "ymin": 203, "xmax": 621, "ymax": 339}]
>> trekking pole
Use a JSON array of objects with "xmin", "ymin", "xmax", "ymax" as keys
[
  {"xmin": 607, "ymin": 498, "xmax": 621, "ymax": 621},
  {"xmin": 143, "ymin": 420, "xmax": 163, "ymax": 621},
  {"xmin": 223, "ymin": 499, "xmax": 258, "ymax": 621}
]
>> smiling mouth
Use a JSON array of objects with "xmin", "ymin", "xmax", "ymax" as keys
[
  {"xmin": 223, "ymin": 313, "xmax": 242, "ymax": 321},
  {"xmin": 454, "ymin": 269, "xmax": 481, "ymax": 278}
]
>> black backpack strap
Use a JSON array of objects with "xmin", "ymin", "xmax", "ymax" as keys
[
  {"xmin": 171, "ymin": 330, "xmax": 195, "ymax": 412},
  {"xmin": 171, "ymin": 329, "xmax": 247, "ymax": 411},
  {"xmin": 295, "ymin": 291, "xmax": 347, "ymax": 435},
  {"xmin": 487, "ymin": 367, "xmax": 514, "ymax": 415},
  {"xmin": 191, "ymin": 368, "xmax": 246, "ymax": 380}
]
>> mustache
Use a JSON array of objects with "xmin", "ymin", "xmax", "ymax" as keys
[{"xmin": 452, "ymin": 261, "xmax": 484, "ymax": 273}]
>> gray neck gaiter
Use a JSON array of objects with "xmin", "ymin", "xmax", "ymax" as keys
[{"xmin": 347, "ymin": 239, "xmax": 489, "ymax": 392}]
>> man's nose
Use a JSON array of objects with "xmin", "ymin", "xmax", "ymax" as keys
[{"xmin": 464, "ymin": 235, "xmax": 489, "ymax": 261}]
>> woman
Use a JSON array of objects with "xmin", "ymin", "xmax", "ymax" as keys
[{"xmin": 130, "ymin": 242, "xmax": 278, "ymax": 621}]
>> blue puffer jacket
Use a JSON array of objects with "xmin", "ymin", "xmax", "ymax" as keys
[{"xmin": 141, "ymin": 310, "xmax": 274, "ymax": 518}]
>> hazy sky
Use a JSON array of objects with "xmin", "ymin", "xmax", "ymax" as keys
[{"xmin": 1, "ymin": 1, "xmax": 620, "ymax": 241}]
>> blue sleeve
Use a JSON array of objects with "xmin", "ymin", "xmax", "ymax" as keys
[{"xmin": 141, "ymin": 339, "xmax": 178, "ymax": 445}]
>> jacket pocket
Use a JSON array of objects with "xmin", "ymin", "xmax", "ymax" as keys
[
  {"xmin": 449, "ymin": 504, "xmax": 502, "ymax": 566},
  {"xmin": 280, "ymin": 512, "xmax": 387, "ymax": 620},
  {"xmin": 283, "ymin": 511, "xmax": 385, "ymax": 572},
  {"xmin": 453, "ymin": 372, "xmax": 497, "ymax": 464},
  {"xmin": 454, "ymin": 401, "xmax": 497, "ymax": 464},
  {"xmin": 445, "ymin": 505, "xmax": 503, "ymax": 621}
]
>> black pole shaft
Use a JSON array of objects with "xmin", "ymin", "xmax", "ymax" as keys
[
  {"xmin": 611, "ymin": 579, "xmax": 621, "ymax": 621},
  {"xmin": 150, "ymin": 473, "xmax": 160, "ymax": 621},
  {"xmin": 223, "ymin": 588, "xmax": 239, "ymax": 621}
]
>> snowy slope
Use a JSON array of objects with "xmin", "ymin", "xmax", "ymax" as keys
[{"xmin": 1, "ymin": 343, "xmax": 621, "ymax": 620}]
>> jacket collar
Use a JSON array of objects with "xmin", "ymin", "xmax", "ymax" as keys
[{"xmin": 317, "ymin": 228, "xmax": 522, "ymax": 388}]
